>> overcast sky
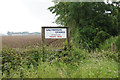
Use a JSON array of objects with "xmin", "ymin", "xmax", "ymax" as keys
[{"xmin": 0, "ymin": 0, "xmax": 58, "ymax": 34}]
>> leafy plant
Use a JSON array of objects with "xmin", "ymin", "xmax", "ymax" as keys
[{"xmin": 94, "ymin": 30, "xmax": 111, "ymax": 47}]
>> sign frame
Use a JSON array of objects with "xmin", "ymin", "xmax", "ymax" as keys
[
  {"xmin": 41, "ymin": 26, "xmax": 70, "ymax": 51},
  {"xmin": 45, "ymin": 28, "xmax": 67, "ymax": 39}
]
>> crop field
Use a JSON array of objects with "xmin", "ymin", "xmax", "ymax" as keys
[
  {"xmin": 2, "ymin": 36, "xmax": 65, "ymax": 49},
  {"xmin": 2, "ymin": 36, "xmax": 41, "ymax": 48}
]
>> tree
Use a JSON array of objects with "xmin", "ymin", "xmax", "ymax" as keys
[{"xmin": 48, "ymin": 2, "xmax": 119, "ymax": 50}]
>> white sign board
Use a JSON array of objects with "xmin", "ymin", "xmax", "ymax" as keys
[{"xmin": 45, "ymin": 28, "xmax": 67, "ymax": 39}]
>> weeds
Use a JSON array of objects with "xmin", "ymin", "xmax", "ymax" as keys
[{"xmin": 2, "ymin": 36, "xmax": 119, "ymax": 78}]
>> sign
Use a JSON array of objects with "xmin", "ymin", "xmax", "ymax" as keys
[{"xmin": 45, "ymin": 28, "xmax": 67, "ymax": 39}]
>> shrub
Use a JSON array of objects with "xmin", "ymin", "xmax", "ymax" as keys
[
  {"xmin": 94, "ymin": 31, "xmax": 110, "ymax": 47},
  {"xmin": 99, "ymin": 36, "xmax": 119, "ymax": 52},
  {"xmin": 2, "ymin": 58, "xmax": 118, "ymax": 78},
  {"xmin": 2, "ymin": 48, "xmax": 43, "ymax": 72}
]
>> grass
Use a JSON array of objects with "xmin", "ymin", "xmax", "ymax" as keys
[
  {"xmin": 2, "ymin": 56, "xmax": 118, "ymax": 78},
  {"xmin": 2, "ymin": 36, "xmax": 119, "ymax": 78},
  {"xmin": 72, "ymin": 58, "xmax": 118, "ymax": 78},
  {"xmin": 99, "ymin": 36, "xmax": 119, "ymax": 52}
]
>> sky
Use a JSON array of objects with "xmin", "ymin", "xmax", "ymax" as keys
[{"xmin": 0, "ymin": 0, "xmax": 58, "ymax": 34}]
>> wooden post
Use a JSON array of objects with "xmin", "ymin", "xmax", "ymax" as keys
[
  {"xmin": 41, "ymin": 27, "xmax": 45, "ymax": 62},
  {"xmin": 67, "ymin": 27, "xmax": 70, "ymax": 56},
  {"xmin": 111, "ymin": 43, "xmax": 115, "ymax": 52},
  {"xmin": 42, "ymin": 27, "xmax": 45, "ymax": 47},
  {"xmin": 67, "ymin": 27, "xmax": 70, "ymax": 50}
]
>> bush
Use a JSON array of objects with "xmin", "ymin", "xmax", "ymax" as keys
[
  {"xmin": 94, "ymin": 31, "xmax": 110, "ymax": 47},
  {"xmin": 2, "ymin": 48, "xmax": 43, "ymax": 72},
  {"xmin": 99, "ymin": 36, "xmax": 119, "ymax": 52},
  {"xmin": 99, "ymin": 36, "xmax": 119, "ymax": 62},
  {"xmin": 78, "ymin": 27, "xmax": 98, "ymax": 50},
  {"xmin": 2, "ymin": 40, "xmax": 119, "ymax": 78},
  {"xmin": 2, "ymin": 58, "xmax": 118, "ymax": 78}
]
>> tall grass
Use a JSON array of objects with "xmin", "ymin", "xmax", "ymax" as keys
[
  {"xmin": 2, "ymin": 47, "xmax": 118, "ymax": 78},
  {"xmin": 2, "ymin": 57, "xmax": 118, "ymax": 78},
  {"xmin": 2, "ymin": 36, "xmax": 119, "ymax": 78},
  {"xmin": 99, "ymin": 36, "xmax": 119, "ymax": 52}
]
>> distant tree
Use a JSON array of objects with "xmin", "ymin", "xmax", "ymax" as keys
[{"xmin": 7, "ymin": 31, "xmax": 12, "ymax": 35}]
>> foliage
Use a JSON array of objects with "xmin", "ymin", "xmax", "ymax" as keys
[
  {"xmin": 2, "ymin": 41, "xmax": 119, "ymax": 78},
  {"xmin": 2, "ymin": 48, "xmax": 43, "ymax": 72},
  {"xmin": 48, "ymin": 2, "xmax": 119, "ymax": 50},
  {"xmin": 99, "ymin": 36, "xmax": 119, "ymax": 62},
  {"xmin": 99, "ymin": 36, "xmax": 119, "ymax": 52},
  {"xmin": 2, "ymin": 56, "xmax": 118, "ymax": 78},
  {"xmin": 94, "ymin": 31, "xmax": 110, "ymax": 47}
]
